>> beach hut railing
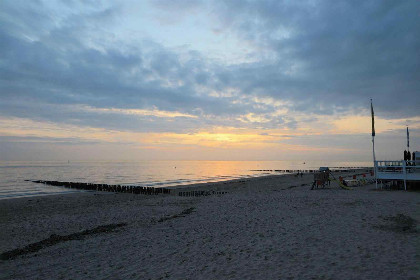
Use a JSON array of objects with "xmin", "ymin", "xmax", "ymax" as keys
[{"xmin": 374, "ymin": 160, "xmax": 420, "ymax": 190}]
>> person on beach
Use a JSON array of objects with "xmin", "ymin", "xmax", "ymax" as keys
[
  {"xmin": 407, "ymin": 151, "xmax": 411, "ymax": 166},
  {"xmin": 311, "ymin": 181, "xmax": 315, "ymax": 190}
]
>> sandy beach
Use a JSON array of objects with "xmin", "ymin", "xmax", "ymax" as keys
[{"xmin": 0, "ymin": 171, "xmax": 419, "ymax": 280}]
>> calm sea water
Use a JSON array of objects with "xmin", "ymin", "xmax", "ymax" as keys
[{"xmin": 0, "ymin": 160, "xmax": 371, "ymax": 199}]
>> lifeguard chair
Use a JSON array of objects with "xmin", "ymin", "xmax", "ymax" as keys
[{"xmin": 311, "ymin": 167, "xmax": 330, "ymax": 189}]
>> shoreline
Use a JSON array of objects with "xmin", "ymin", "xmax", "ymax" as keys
[
  {"xmin": 2, "ymin": 168, "xmax": 372, "ymax": 201},
  {"xmin": 1, "ymin": 168, "xmax": 418, "ymax": 279}
]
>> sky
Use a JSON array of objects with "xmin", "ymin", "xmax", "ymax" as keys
[{"xmin": 0, "ymin": 0, "xmax": 419, "ymax": 161}]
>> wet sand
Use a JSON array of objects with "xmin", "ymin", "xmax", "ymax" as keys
[{"xmin": 0, "ymin": 171, "xmax": 419, "ymax": 279}]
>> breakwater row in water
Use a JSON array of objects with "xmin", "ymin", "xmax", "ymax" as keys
[
  {"xmin": 30, "ymin": 180, "xmax": 171, "ymax": 195},
  {"xmin": 29, "ymin": 180, "xmax": 229, "ymax": 197},
  {"xmin": 178, "ymin": 190, "xmax": 227, "ymax": 197},
  {"xmin": 250, "ymin": 168, "xmax": 371, "ymax": 173}
]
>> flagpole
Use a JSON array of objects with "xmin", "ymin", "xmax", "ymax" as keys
[
  {"xmin": 371, "ymin": 99, "xmax": 378, "ymax": 189},
  {"xmin": 407, "ymin": 126, "xmax": 409, "ymax": 152},
  {"xmin": 372, "ymin": 133, "xmax": 377, "ymax": 189}
]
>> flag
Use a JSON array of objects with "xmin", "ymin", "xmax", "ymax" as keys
[
  {"xmin": 371, "ymin": 100, "xmax": 375, "ymax": 137},
  {"xmin": 407, "ymin": 127, "xmax": 409, "ymax": 148}
]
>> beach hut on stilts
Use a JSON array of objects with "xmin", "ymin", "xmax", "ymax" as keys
[{"xmin": 371, "ymin": 99, "xmax": 420, "ymax": 190}]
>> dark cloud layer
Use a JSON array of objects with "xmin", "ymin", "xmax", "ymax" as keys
[
  {"xmin": 0, "ymin": 0, "xmax": 419, "ymax": 135},
  {"xmin": 212, "ymin": 0, "xmax": 420, "ymax": 117}
]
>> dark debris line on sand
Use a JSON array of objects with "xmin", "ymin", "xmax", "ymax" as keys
[
  {"xmin": 0, "ymin": 223, "xmax": 127, "ymax": 261},
  {"xmin": 1, "ymin": 206, "xmax": 197, "ymax": 261},
  {"xmin": 157, "ymin": 207, "xmax": 195, "ymax": 223}
]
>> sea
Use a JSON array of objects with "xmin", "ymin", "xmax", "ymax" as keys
[{"xmin": 0, "ymin": 160, "xmax": 371, "ymax": 199}]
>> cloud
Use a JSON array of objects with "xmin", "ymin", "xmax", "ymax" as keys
[
  {"xmin": 0, "ymin": 0, "xmax": 419, "ymax": 161},
  {"xmin": 0, "ymin": 135, "xmax": 101, "ymax": 145},
  {"xmin": 210, "ymin": 0, "xmax": 420, "ymax": 118}
]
